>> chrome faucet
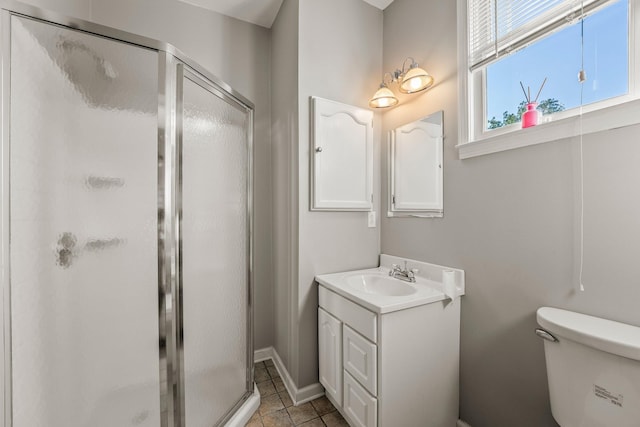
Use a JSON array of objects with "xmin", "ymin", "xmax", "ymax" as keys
[{"xmin": 389, "ymin": 261, "xmax": 418, "ymax": 283}]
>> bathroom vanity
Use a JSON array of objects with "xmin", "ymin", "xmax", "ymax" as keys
[{"xmin": 316, "ymin": 255, "xmax": 464, "ymax": 427}]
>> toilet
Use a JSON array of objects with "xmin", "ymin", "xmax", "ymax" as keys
[{"xmin": 536, "ymin": 307, "xmax": 640, "ymax": 427}]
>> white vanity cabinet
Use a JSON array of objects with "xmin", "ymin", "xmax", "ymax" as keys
[
  {"xmin": 318, "ymin": 308, "xmax": 343, "ymax": 404},
  {"xmin": 317, "ymin": 281, "xmax": 461, "ymax": 427},
  {"xmin": 319, "ymin": 286, "xmax": 378, "ymax": 427}
]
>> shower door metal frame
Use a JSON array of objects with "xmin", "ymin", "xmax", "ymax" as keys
[
  {"xmin": 0, "ymin": 1, "xmax": 255, "ymax": 426},
  {"xmin": 175, "ymin": 62, "xmax": 255, "ymax": 427},
  {"xmin": 0, "ymin": 7, "xmax": 11, "ymax": 427}
]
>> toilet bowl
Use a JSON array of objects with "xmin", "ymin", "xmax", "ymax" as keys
[{"xmin": 536, "ymin": 307, "xmax": 640, "ymax": 427}]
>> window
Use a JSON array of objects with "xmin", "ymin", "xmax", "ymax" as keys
[
  {"xmin": 487, "ymin": 1, "xmax": 628, "ymax": 129},
  {"xmin": 459, "ymin": 0, "xmax": 640, "ymax": 158}
]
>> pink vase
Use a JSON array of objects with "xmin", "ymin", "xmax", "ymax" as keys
[{"xmin": 522, "ymin": 102, "xmax": 539, "ymax": 128}]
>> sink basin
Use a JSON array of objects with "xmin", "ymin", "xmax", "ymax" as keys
[
  {"xmin": 316, "ymin": 257, "xmax": 465, "ymax": 314},
  {"xmin": 345, "ymin": 274, "xmax": 417, "ymax": 296}
]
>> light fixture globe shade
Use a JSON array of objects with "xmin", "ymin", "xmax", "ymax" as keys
[
  {"xmin": 369, "ymin": 86, "xmax": 399, "ymax": 108},
  {"xmin": 399, "ymin": 66, "xmax": 434, "ymax": 94}
]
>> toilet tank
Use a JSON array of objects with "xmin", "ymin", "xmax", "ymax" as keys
[{"xmin": 536, "ymin": 307, "xmax": 640, "ymax": 427}]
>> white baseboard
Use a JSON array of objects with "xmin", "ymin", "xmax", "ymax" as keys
[
  {"xmin": 457, "ymin": 420, "xmax": 472, "ymax": 427},
  {"xmin": 254, "ymin": 347, "xmax": 273, "ymax": 363},
  {"xmin": 254, "ymin": 346, "xmax": 324, "ymax": 406}
]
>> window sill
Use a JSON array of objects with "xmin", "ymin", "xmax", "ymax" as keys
[
  {"xmin": 387, "ymin": 210, "xmax": 443, "ymax": 218},
  {"xmin": 456, "ymin": 98, "xmax": 640, "ymax": 159}
]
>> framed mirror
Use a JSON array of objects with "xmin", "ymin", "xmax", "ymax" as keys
[{"xmin": 387, "ymin": 110, "xmax": 443, "ymax": 218}]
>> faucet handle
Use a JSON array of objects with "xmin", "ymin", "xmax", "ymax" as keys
[
  {"xmin": 389, "ymin": 264, "xmax": 399, "ymax": 276},
  {"xmin": 410, "ymin": 268, "xmax": 419, "ymax": 274}
]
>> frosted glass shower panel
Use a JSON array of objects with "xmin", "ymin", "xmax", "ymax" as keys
[
  {"xmin": 181, "ymin": 73, "xmax": 250, "ymax": 426},
  {"xmin": 9, "ymin": 16, "xmax": 161, "ymax": 427}
]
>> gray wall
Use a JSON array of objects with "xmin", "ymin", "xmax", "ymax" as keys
[
  {"xmin": 271, "ymin": 0, "xmax": 299, "ymax": 374},
  {"xmin": 19, "ymin": 0, "xmax": 275, "ymax": 350},
  {"xmin": 270, "ymin": 0, "xmax": 383, "ymax": 387},
  {"xmin": 382, "ymin": 1, "xmax": 640, "ymax": 426},
  {"xmin": 295, "ymin": 0, "xmax": 383, "ymax": 387},
  {"xmin": 22, "ymin": 0, "xmax": 90, "ymax": 19}
]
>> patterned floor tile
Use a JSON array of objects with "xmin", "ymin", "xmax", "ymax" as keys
[
  {"xmin": 261, "ymin": 408, "xmax": 294, "ymax": 427},
  {"xmin": 322, "ymin": 411, "xmax": 349, "ymax": 427},
  {"xmin": 272, "ymin": 377, "xmax": 286, "ymax": 392},
  {"xmin": 267, "ymin": 366, "xmax": 280, "ymax": 379},
  {"xmin": 255, "ymin": 366, "xmax": 270, "ymax": 382},
  {"xmin": 279, "ymin": 391, "xmax": 294, "ymax": 408},
  {"xmin": 259, "ymin": 393, "xmax": 284, "ymax": 416},
  {"xmin": 287, "ymin": 402, "xmax": 318, "ymax": 425},
  {"xmin": 250, "ymin": 361, "xmax": 340, "ymax": 427},
  {"xmin": 297, "ymin": 417, "xmax": 325, "ymax": 427},
  {"xmin": 257, "ymin": 379, "xmax": 277, "ymax": 397},
  {"xmin": 310, "ymin": 396, "xmax": 335, "ymax": 416}
]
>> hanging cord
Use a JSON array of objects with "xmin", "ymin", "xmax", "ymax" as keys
[
  {"xmin": 578, "ymin": 1, "xmax": 586, "ymax": 292},
  {"xmin": 578, "ymin": 94, "xmax": 585, "ymax": 292},
  {"xmin": 493, "ymin": 0, "xmax": 499, "ymax": 60}
]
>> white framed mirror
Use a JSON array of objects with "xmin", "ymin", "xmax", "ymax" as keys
[{"xmin": 387, "ymin": 110, "xmax": 443, "ymax": 218}]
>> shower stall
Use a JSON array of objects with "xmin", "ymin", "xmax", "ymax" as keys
[{"xmin": 0, "ymin": 1, "xmax": 255, "ymax": 426}]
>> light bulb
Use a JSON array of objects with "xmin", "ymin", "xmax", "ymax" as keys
[
  {"xmin": 408, "ymin": 77, "xmax": 423, "ymax": 91},
  {"xmin": 399, "ymin": 66, "xmax": 433, "ymax": 94},
  {"xmin": 369, "ymin": 85, "xmax": 399, "ymax": 108}
]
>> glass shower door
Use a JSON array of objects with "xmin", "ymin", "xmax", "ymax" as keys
[
  {"xmin": 178, "ymin": 67, "xmax": 252, "ymax": 427},
  {"xmin": 8, "ymin": 15, "xmax": 162, "ymax": 427}
]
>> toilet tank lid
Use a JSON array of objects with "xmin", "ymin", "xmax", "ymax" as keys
[{"xmin": 537, "ymin": 307, "xmax": 640, "ymax": 362}]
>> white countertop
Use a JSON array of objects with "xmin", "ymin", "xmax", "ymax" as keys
[
  {"xmin": 316, "ymin": 267, "xmax": 449, "ymax": 314},
  {"xmin": 316, "ymin": 255, "xmax": 465, "ymax": 314}
]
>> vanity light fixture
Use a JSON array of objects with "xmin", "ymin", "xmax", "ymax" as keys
[
  {"xmin": 369, "ymin": 57, "xmax": 434, "ymax": 109},
  {"xmin": 369, "ymin": 75, "xmax": 399, "ymax": 109}
]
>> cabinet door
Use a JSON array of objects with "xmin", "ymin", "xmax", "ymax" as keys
[
  {"xmin": 311, "ymin": 96, "xmax": 373, "ymax": 211},
  {"xmin": 319, "ymin": 308, "xmax": 343, "ymax": 405},
  {"xmin": 344, "ymin": 371, "xmax": 377, "ymax": 427}
]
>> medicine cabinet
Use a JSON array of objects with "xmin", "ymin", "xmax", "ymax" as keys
[
  {"xmin": 387, "ymin": 111, "xmax": 443, "ymax": 217},
  {"xmin": 310, "ymin": 96, "xmax": 374, "ymax": 211}
]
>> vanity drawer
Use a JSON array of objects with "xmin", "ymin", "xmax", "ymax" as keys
[
  {"xmin": 343, "ymin": 371, "xmax": 377, "ymax": 427},
  {"xmin": 343, "ymin": 325, "xmax": 377, "ymax": 396},
  {"xmin": 319, "ymin": 286, "xmax": 377, "ymax": 343}
]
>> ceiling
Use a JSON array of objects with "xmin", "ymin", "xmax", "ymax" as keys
[
  {"xmin": 361, "ymin": 0, "xmax": 395, "ymax": 10},
  {"xmin": 177, "ymin": 0, "xmax": 395, "ymax": 28}
]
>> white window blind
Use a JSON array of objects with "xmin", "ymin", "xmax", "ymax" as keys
[{"xmin": 468, "ymin": 0, "xmax": 615, "ymax": 70}]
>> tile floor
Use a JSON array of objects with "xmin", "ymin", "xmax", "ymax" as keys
[{"xmin": 246, "ymin": 360, "xmax": 349, "ymax": 427}]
